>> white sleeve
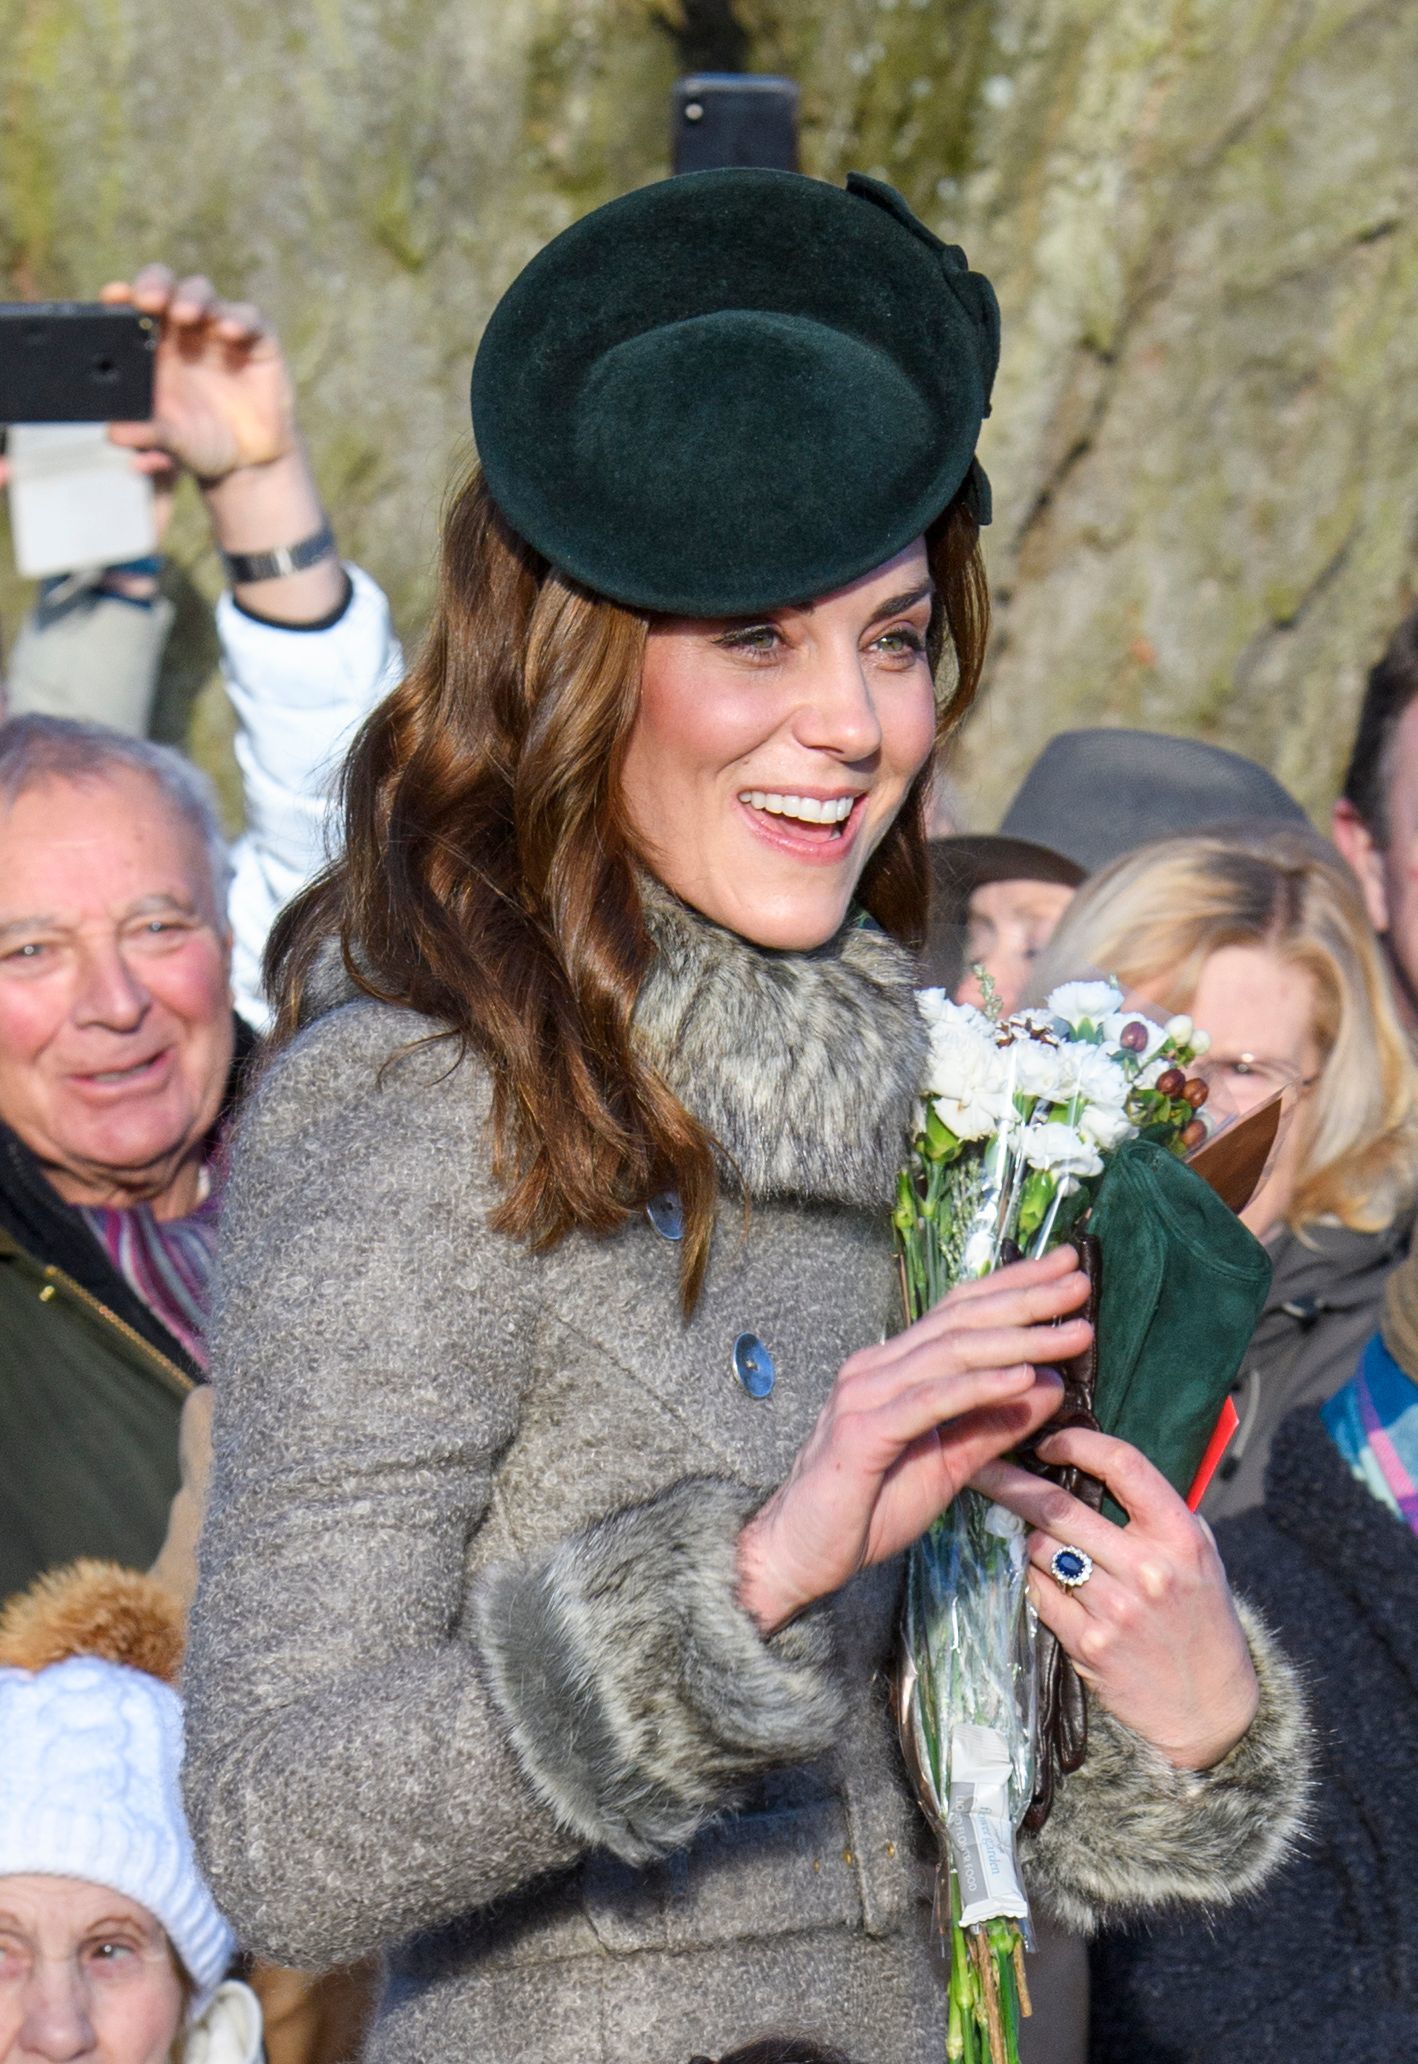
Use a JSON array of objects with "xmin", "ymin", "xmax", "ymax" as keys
[{"xmin": 218, "ymin": 564, "xmax": 403, "ymax": 1032}]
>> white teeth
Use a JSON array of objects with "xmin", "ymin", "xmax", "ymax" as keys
[{"xmin": 737, "ymin": 792, "xmax": 855, "ymax": 825}]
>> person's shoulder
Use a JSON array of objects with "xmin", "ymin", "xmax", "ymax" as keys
[{"xmin": 242, "ymin": 995, "xmax": 494, "ymax": 1156}]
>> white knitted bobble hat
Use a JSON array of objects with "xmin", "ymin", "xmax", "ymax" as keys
[{"xmin": 0, "ymin": 1653, "xmax": 235, "ymax": 2013}]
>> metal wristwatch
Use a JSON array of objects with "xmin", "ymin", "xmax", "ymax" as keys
[{"xmin": 220, "ymin": 520, "xmax": 337, "ymax": 586}]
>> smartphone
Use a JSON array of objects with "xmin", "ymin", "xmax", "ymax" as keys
[
  {"xmin": 0, "ymin": 304, "xmax": 156, "ymax": 424},
  {"xmin": 6, "ymin": 423, "xmax": 157, "ymax": 578},
  {"xmin": 672, "ymin": 75, "xmax": 799, "ymax": 176}
]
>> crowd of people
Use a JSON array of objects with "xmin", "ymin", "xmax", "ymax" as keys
[{"xmin": 0, "ymin": 167, "xmax": 1414, "ymax": 2064}]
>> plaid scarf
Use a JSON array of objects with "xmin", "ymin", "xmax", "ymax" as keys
[{"xmin": 1323, "ymin": 1331, "xmax": 1418, "ymax": 1536}]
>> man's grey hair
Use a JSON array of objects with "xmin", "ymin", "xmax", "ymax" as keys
[{"xmin": 0, "ymin": 713, "xmax": 233, "ymax": 914}]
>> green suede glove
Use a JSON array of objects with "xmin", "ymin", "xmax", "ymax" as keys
[{"xmin": 1087, "ymin": 1137, "xmax": 1273, "ymax": 1522}]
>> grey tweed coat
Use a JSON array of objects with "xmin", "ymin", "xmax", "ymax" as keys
[{"xmin": 182, "ymin": 891, "xmax": 1310, "ymax": 2064}]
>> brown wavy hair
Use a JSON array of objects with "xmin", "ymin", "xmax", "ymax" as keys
[{"xmin": 268, "ymin": 465, "xmax": 989, "ymax": 1306}]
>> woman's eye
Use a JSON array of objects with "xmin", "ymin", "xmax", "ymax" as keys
[
  {"xmin": 2, "ymin": 942, "xmax": 47, "ymax": 963},
  {"xmin": 88, "ymin": 1939, "xmax": 135, "ymax": 1965},
  {"xmin": 715, "ymin": 625, "xmax": 781, "ymax": 657},
  {"xmin": 872, "ymin": 625, "xmax": 927, "ymax": 658}
]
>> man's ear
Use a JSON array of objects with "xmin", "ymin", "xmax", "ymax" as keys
[{"xmin": 1332, "ymin": 798, "xmax": 1390, "ymax": 933}]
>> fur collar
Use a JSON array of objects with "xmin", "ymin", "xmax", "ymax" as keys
[
  {"xmin": 297, "ymin": 888, "xmax": 927, "ymax": 1210},
  {"xmin": 635, "ymin": 883, "xmax": 924, "ymax": 1209}
]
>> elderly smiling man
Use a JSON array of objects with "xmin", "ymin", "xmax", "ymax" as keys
[{"xmin": 0, "ymin": 268, "xmax": 400, "ymax": 1596}]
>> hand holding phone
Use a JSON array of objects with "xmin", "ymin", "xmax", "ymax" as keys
[{"xmin": 100, "ymin": 267, "xmax": 297, "ymax": 485}]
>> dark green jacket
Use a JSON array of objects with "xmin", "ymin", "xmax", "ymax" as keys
[
  {"xmin": 0, "ymin": 1019, "xmax": 254, "ymax": 1600},
  {"xmin": 0, "ymin": 1217, "xmax": 195, "ymax": 1596}
]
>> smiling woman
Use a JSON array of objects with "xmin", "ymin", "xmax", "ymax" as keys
[
  {"xmin": 622, "ymin": 551, "xmax": 940, "ymax": 951},
  {"xmin": 186, "ymin": 169, "xmax": 1310, "ymax": 2064}
]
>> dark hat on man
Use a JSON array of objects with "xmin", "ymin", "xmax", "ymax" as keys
[
  {"xmin": 470, "ymin": 169, "xmax": 1000, "ymax": 617},
  {"xmin": 933, "ymin": 728, "xmax": 1311, "ymax": 908}
]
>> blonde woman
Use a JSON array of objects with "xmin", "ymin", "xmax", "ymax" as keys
[{"xmin": 1032, "ymin": 822, "xmax": 1418, "ymax": 1519}]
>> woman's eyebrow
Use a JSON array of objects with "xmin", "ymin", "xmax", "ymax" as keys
[{"xmin": 862, "ymin": 581, "xmax": 936, "ymax": 629}]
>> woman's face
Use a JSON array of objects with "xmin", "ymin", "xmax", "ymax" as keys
[
  {"xmin": 621, "ymin": 542, "xmax": 939, "ymax": 949},
  {"xmin": 1136, "ymin": 942, "xmax": 1320, "ymax": 1241},
  {"xmin": 0, "ymin": 1876, "xmax": 186, "ymax": 2064}
]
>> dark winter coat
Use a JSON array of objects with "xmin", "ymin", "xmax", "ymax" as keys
[
  {"xmin": 1091, "ymin": 1407, "xmax": 1418, "ymax": 2063},
  {"xmin": 0, "ymin": 1019, "xmax": 255, "ymax": 1597},
  {"xmin": 183, "ymin": 892, "xmax": 1310, "ymax": 2064},
  {"xmin": 1202, "ymin": 1207, "xmax": 1415, "ymax": 1523}
]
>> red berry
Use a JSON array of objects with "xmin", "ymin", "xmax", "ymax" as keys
[
  {"xmin": 1183, "ymin": 1077, "xmax": 1209, "ymax": 1109},
  {"xmin": 1119, "ymin": 1021, "xmax": 1149, "ymax": 1052},
  {"xmin": 1181, "ymin": 1117, "xmax": 1207, "ymax": 1149},
  {"xmin": 1156, "ymin": 1067, "xmax": 1186, "ymax": 1097}
]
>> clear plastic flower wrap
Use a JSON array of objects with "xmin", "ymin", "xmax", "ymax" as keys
[{"xmin": 894, "ymin": 981, "xmax": 1214, "ymax": 2064}]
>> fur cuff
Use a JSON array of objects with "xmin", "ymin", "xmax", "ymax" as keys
[
  {"xmin": 1022, "ymin": 1600, "xmax": 1312, "ymax": 1935},
  {"xmin": 472, "ymin": 1478, "xmax": 847, "ymax": 1864}
]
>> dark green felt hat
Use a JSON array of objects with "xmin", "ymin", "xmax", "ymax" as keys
[{"xmin": 470, "ymin": 169, "xmax": 1000, "ymax": 617}]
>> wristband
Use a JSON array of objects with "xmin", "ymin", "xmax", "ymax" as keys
[
  {"xmin": 105, "ymin": 555, "xmax": 164, "ymax": 580},
  {"xmin": 220, "ymin": 521, "xmax": 337, "ymax": 586}
]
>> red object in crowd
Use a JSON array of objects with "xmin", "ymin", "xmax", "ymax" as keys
[{"xmin": 1186, "ymin": 1398, "xmax": 1240, "ymax": 1510}]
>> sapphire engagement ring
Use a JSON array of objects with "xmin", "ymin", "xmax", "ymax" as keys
[{"xmin": 1050, "ymin": 1545, "xmax": 1094, "ymax": 1590}]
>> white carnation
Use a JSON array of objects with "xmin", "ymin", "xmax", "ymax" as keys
[
  {"xmin": 917, "ymin": 988, "xmax": 994, "ymax": 1040},
  {"xmin": 1022, "ymin": 1120, "xmax": 1104, "ymax": 1180},
  {"xmin": 1078, "ymin": 1099, "xmax": 1134, "ymax": 1149},
  {"xmin": 1046, "ymin": 978, "xmax": 1125, "ymax": 1029},
  {"xmin": 923, "ymin": 1013, "xmax": 1011, "ymax": 1141},
  {"xmin": 1050, "ymin": 1043, "xmax": 1129, "ymax": 1112},
  {"xmin": 1009, "ymin": 1033, "xmax": 1068, "ymax": 1101},
  {"xmin": 924, "ymin": 1040, "xmax": 1015, "ymax": 1139}
]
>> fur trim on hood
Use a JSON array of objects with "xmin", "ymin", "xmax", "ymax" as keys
[{"xmin": 0, "ymin": 1559, "xmax": 184, "ymax": 1685}]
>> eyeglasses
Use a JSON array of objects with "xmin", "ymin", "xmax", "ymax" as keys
[{"xmin": 1198, "ymin": 1052, "xmax": 1319, "ymax": 1116}]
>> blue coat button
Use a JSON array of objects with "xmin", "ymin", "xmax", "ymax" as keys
[
  {"xmin": 733, "ymin": 1333, "xmax": 776, "ymax": 1398},
  {"xmin": 645, "ymin": 1190, "xmax": 684, "ymax": 1241}
]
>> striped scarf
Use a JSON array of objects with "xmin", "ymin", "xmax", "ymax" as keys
[
  {"xmin": 80, "ymin": 1182, "xmax": 223, "ymax": 1371},
  {"xmin": 1323, "ymin": 1332, "xmax": 1418, "ymax": 1536}
]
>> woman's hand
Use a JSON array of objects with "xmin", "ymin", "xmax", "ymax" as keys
[
  {"xmin": 98, "ymin": 263, "xmax": 344, "ymax": 624},
  {"xmin": 736, "ymin": 1246, "xmax": 1091, "ymax": 1637},
  {"xmin": 101, "ymin": 264, "xmax": 297, "ymax": 483},
  {"xmin": 972, "ymin": 1427, "xmax": 1260, "ymax": 1771}
]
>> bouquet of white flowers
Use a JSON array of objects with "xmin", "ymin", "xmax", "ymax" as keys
[{"xmin": 894, "ymin": 977, "xmax": 1213, "ymax": 2064}]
